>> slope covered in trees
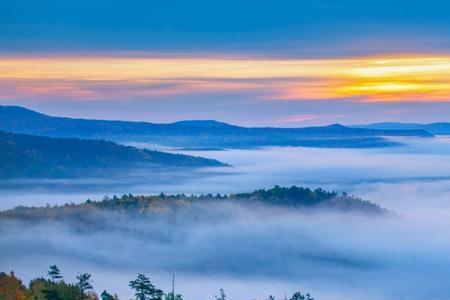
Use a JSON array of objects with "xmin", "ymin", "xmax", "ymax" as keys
[
  {"xmin": 0, "ymin": 105, "xmax": 434, "ymax": 149},
  {"xmin": 0, "ymin": 186, "xmax": 387, "ymax": 222},
  {"xmin": 0, "ymin": 130, "xmax": 226, "ymax": 178}
]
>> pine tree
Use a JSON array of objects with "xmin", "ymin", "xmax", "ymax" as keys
[
  {"xmin": 101, "ymin": 290, "xmax": 116, "ymax": 300},
  {"xmin": 47, "ymin": 265, "xmax": 63, "ymax": 282},
  {"xmin": 289, "ymin": 292, "xmax": 314, "ymax": 300},
  {"xmin": 76, "ymin": 273, "xmax": 93, "ymax": 299},
  {"xmin": 290, "ymin": 292, "xmax": 305, "ymax": 300},
  {"xmin": 129, "ymin": 274, "xmax": 162, "ymax": 300},
  {"xmin": 305, "ymin": 294, "xmax": 314, "ymax": 300},
  {"xmin": 214, "ymin": 289, "xmax": 226, "ymax": 300}
]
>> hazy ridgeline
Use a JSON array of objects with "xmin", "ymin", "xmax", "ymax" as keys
[{"xmin": 0, "ymin": 106, "xmax": 434, "ymax": 150}]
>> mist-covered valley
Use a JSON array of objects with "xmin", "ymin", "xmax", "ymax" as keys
[
  {"xmin": 3, "ymin": 1, "xmax": 450, "ymax": 299},
  {"xmin": 1, "ymin": 137, "xmax": 450, "ymax": 299},
  {"xmin": 3, "ymin": 201, "xmax": 449, "ymax": 300},
  {"xmin": 2, "ymin": 136, "xmax": 450, "ymax": 212}
]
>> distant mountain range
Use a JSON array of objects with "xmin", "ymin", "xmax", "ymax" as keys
[
  {"xmin": 0, "ymin": 106, "xmax": 434, "ymax": 149},
  {"xmin": 0, "ymin": 130, "xmax": 225, "ymax": 179},
  {"xmin": 0, "ymin": 186, "xmax": 388, "ymax": 220},
  {"xmin": 353, "ymin": 122, "xmax": 450, "ymax": 135}
]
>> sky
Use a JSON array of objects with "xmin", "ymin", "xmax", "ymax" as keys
[{"xmin": 1, "ymin": 0, "xmax": 450, "ymax": 125}]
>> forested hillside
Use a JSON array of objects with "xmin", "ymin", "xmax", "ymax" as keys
[
  {"xmin": 0, "ymin": 186, "xmax": 387, "ymax": 222},
  {"xmin": 0, "ymin": 130, "xmax": 226, "ymax": 178}
]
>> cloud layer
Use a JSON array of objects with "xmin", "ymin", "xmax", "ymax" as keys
[{"xmin": 1, "ymin": 56, "xmax": 450, "ymax": 103}]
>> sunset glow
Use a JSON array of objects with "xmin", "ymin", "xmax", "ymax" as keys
[{"xmin": 1, "ymin": 55, "xmax": 450, "ymax": 102}]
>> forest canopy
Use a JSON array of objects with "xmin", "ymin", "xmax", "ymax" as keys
[{"xmin": 0, "ymin": 186, "xmax": 388, "ymax": 222}]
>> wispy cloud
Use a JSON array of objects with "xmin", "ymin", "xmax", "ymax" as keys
[
  {"xmin": 1, "ymin": 55, "xmax": 450, "ymax": 103},
  {"xmin": 279, "ymin": 113, "xmax": 345, "ymax": 123}
]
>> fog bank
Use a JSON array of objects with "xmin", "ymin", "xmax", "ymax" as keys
[
  {"xmin": 2, "ymin": 137, "xmax": 450, "ymax": 299},
  {"xmin": 2, "ymin": 202, "xmax": 450, "ymax": 300}
]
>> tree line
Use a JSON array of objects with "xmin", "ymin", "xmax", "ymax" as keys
[
  {"xmin": 1, "ymin": 186, "xmax": 386, "ymax": 223},
  {"xmin": 0, "ymin": 265, "xmax": 315, "ymax": 300}
]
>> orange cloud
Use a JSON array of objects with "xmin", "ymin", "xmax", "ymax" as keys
[{"xmin": 0, "ymin": 55, "xmax": 449, "ymax": 102}]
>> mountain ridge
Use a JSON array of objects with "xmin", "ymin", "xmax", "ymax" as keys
[
  {"xmin": 353, "ymin": 122, "xmax": 450, "ymax": 135},
  {"xmin": 0, "ymin": 105, "xmax": 434, "ymax": 149}
]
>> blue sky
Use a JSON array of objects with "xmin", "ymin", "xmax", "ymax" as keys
[
  {"xmin": 2, "ymin": 0, "xmax": 450, "ymax": 55},
  {"xmin": 1, "ymin": 0, "xmax": 450, "ymax": 125}
]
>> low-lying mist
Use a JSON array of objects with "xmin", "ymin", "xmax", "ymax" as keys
[
  {"xmin": 2, "ymin": 137, "xmax": 450, "ymax": 299},
  {"xmin": 3, "ymin": 137, "xmax": 450, "ymax": 212},
  {"xmin": 1, "ymin": 200, "xmax": 450, "ymax": 300}
]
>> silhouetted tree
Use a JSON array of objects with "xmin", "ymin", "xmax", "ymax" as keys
[
  {"xmin": 290, "ymin": 292, "xmax": 314, "ymax": 300},
  {"xmin": 101, "ymin": 290, "xmax": 116, "ymax": 300},
  {"xmin": 44, "ymin": 266, "xmax": 63, "ymax": 300},
  {"xmin": 290, "ymin": 292, "xmax": 305, "ymax": 300},
  {"xmin": 129, "ymin": 274, "xmax": 163, "ymax": 300},
  {"xmin": 76, "ymin": 273, "xmax": 93, "ymax": 299},
  {"xmin": 215, "ymin": 289, "xmax": 226, "ymax": 300},
  {"xmin": 48, "ymin": 265, "xmax": 63, "ymax": 282}
]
